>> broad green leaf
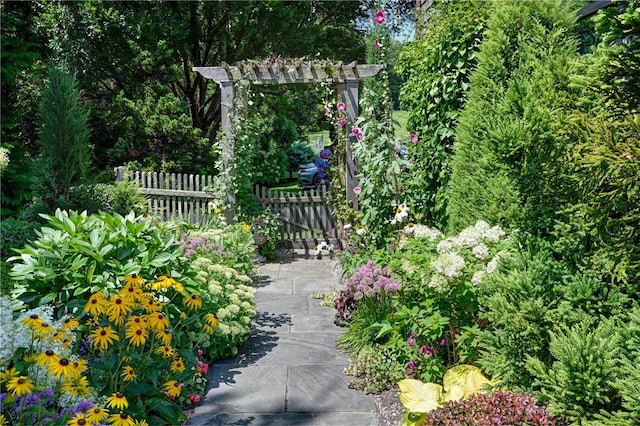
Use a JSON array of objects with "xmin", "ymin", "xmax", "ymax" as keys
[{"xmin": 398, "ymin": 379, "xmax": 442, "ymax": 413}]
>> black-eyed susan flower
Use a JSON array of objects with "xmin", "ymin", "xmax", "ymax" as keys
[
  {"xmin": 124, "ymin": 273, "xmax": 145, "ymax": 287},
  {"xmin": 72, "ymin": 359, "xmax": 89, "ymax": 375},
  {"xmin": 170, "ymin": 358, "xmax": 185, "ymax": 373},
  {"xmin": 141, "ymin": 298, "xmax": 163, "ymax": 313},
  {"xmin": 163, "ymin": 380, "xmax": 183, "ymax": 398},
  {"xmin": 121, "ymin": 365, "xmax": 137, "ymax": 382},
  {"xmin": 0, "ymin": 367, "xmax": 18, "ymax": 383},
  {"xmin": 146, "ymin": 312, "xmax": 170, "ymax": 332},
  {"xmin": 204, "ymin": 314, "xmax": 219, "ymax": 334},
  {"xmin": 48, "ymin": 357, "xmax": 77, "ymax": 379},
  {"xmin": 85, "ymin": 316, "xmax": 100, "ymax": 327},
  {"xmin": 60, "ymin": 317, "xmax": 80, "ymax": 332},
  {"xmin": 133, "ymin": 420, "xmax": 149, "ymax": 426},
  {"xmin": 85, "ymin": 406, "xmax": 109, "ymax": 424},
  {"xmin": 67, "ymin": 411, "xmax": 90, "ymax": 426},
  {"xmin": 84, "ymin": 292, "xmax": 107, "ymax": 316},
  {"xmin": 90, "ymin": 326, "xmax": 119, "ymax": 351},
  {"xmin": 106, "ymin": 392, "xmax": 129, "ymax": 410},
  {"xmin": 61, "ymin": 375, "xmax": 91, "ymax": 398},
  {"xmin": 33, "ymin": 321, "xmax": 55, "ymax": 340},
  {"xmin": 155, "ymin": 345, "xmax": 175, "ymax": 359},
  {"xmin": 21, "ymin": 314, "xmax": 43, "ymax": 329},
  {"xmin": 126, "ymin": 315, "xmax": 148, "ymax": 330},
  {"xmin": 152, "ymin": 275, "xmax": 177, "ymax": 290},
  {"xmin": 119, "ymin": 283, "xmax": 143, "ymax": 302},
  {"xmin": 183, "ymin": 294, "xmax": 203, "ymax": 310},
  {"xmin": 156, "ymin": 329, "xmax": 172, "ymax": 346},
  {"xmin": 125, "ymin": 327, "xmax": 147, "ymax": 347},
  {"xmin": 6, "ymin": 375, "xmax": 34, "ymax": 396},
  {"xmin": 35, "ymin": 350, "xmax": 60, "ymax": 368},
  {"xmin": 107, "ymin": 295, "xmax": 134, "ymax": 325},
  {"xmin": 108, "ymin": 412, "xmax": 135, "ymax": 426}
]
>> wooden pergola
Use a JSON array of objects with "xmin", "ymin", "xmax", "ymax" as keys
[{"xmin": 193, "ymin": 60, "xmax": 384, "ymax": 207}]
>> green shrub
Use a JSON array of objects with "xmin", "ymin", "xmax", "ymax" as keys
[
  {"xmin": 395, "ymin": 0, "xmax": 488, "ymax": 228},
  {"xmin": 526, "ymin": 318, "xmax": 622, "ymax": 424},
  {"xmin": 446, "ymin": 0, "xmax": 579, "ymax": 234},
  {"xmin": 344, "ymin": 344, "xmax": 405, "ymax": 394}
]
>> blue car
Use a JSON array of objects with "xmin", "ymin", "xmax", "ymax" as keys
[{"xmin": 297, "ymin": 163, "xmax": 320, "ymax": 189}]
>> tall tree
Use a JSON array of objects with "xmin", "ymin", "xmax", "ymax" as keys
[{"xmin": 36, "ymin": 65, "xmax": 92, "ymax": 204}]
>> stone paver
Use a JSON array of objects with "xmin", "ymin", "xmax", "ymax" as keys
[{"xmin": 188, "ymin": 253, "xmax": 379, "ymax": 426}]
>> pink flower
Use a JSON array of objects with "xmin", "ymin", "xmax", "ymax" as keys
[
  {"xmin": 440, "ymin": 338, "xmax": 447, "ymax": 346},
  {"xmin": 410, "ymin": 133, "xmax": 418, "ymax": 143},
  {"xmin": 324, "ymin": 106, "xmax": 331, "ymax": 116},
  {"xmin": 374, "ymin": 39, "xmax": 382, "ymax": 51},
  {"xmin": 407, "ymin": 337, "xmax": 415, "ymax": 346},
  {"xmin": 375, "ymin": 10, "xmax": 385, "ymax": 25},
  {"xmin": 353, "ymin": 186, "xmax": 362, "ymax": 195},
  {"xmin": 197, "ymin": 349, "xmax": 204, "ymax": 357},
  {"xmin": 337, "ymin": 117, "xmax": 347, "ymax": 127},
  {"xmin": 337, "ymin": 101, "xmax": 346, "ymax": 111},
  {"xmin": 407, "ymin": 360, "xmax": 415, "ymax": 369},
  {"xmin": 188, "ymin": 394, "xmax": 201, "ymax": 404},
  {"xmin": 356, "ymin": 133, "xmax": 364, "ymax": 141},
  {"xmin": 350, "ymin": 127, "xmax": 364, "ymax": 140}
]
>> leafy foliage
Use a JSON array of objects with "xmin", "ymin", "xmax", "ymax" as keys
[{"xmin": 396, "ymin": 0, "xmax": 488, "ymax": 228}]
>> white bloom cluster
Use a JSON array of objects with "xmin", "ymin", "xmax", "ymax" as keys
[
  {"xmin": 431, "ymin": 252, "xmax": 466, "ymax": 279},
  {"xmin": 355, "ymin": 227, "xmax": 366, "ymax": 235},
  {"xmin": 403, "ymin": 224, "xmax": 443, "ymax": 241},
  {"xmin": 0, "ymin": 147, "xmax": 9, "ymax": 173},
  {"xmin": 472, "ymin": 243, "xmax": 489, "ymax": 259},
  {"xmin": 428, "ymin": 274, "xmax": 448, "ymax": 292},
  {"xmin": 471, "ymin": 270, "xmax": 487, "ymax": 285},
  {"xmin": 391, "ymin": 204, "xmax": 409, "ymax": 225}
]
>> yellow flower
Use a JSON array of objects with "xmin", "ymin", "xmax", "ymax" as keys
[
  {"xmin": 241, "ymin": 223, "xmax": 252, "ymax": 232},
  {"xmin": 0, "ymin": 414, "xmax": 7, "ymax": 426},
  {"xmin": 0, "ymin": 368, "xmax": 18, "ymax": 383},
  {"xmin": 205, "ymin": 314, "xmax": 219, "ymax": 328},
  {"xmin": 119, "ymin": 284, "xmax": 143, "ymax": 302},
  {"xmin": 85, "ymin": 316, "xmax": 100, "ymax": 327},
  {"xmin": 163, "ymin": 380, "xmax": 183, "ymax": 398},
  {"xmin": 85, "ymin": 406, "xmax": 109, "ymax": 424},
  {"xmin": 126, "ymin": 315, "xmax": 148, "ymax": 330},
  {"xmin": 72, "ymin": 359, "xmax": 89, "ymax": 375},
  {"xmin": 155, "ymin": 329, "xmax": 172, "ymax": 346},
  {"xmin": 125, "ymin": 326, "xmax": 148, "ymax": 347},
  {"xmin": 48, "ymin": 357, "xmax": 79, "ymax": 379},
  {"xmin": 141, "ymin": 298, "xmax": 163, "ymax": 313},
  {"xmin": 121, "ymin": 365, "xmax": 137, "ymax": 382},
  {"xmin": 67, "ymin": 411, "xmax": 90, "ymax": 426},
  {"xmin": 170, "ymin": 358, "xmax": 185, "ymax": 373},
  {"xmin": 21, "ymin": 314, "xmax": 43, "ymax": 329},
  {"xmin": 133, "ymin": 420, "xmax": 149, "ymax": 426},
  {"xmin": 35, "ymin": 350, "xmax": 60, "ymax": 368},
  {"xmin": 6, "ymin": 375, "xmax": 35, "ymax": 396},
  {"xmin": 146, "ymin": 312, "xmax": 170, "ymax": 332},
  {"xmin": 33, "ymin": 321, "xmax": 55, "ymax": 340},
  {"xmin": 106, "ymin": 392, "xmax": 129, "ymax": 410},
  {"xmin": 60, "ymin": 317, "xmax": 80, "ymax": 332},
  {"xmin": 153, "ymin": 275, "xmax": 177, "ymax": 290},
  {"xmin": 183, "ymin": 294, "xmax": 203, "ymax": 310},
  {"xmin": 107, "ymin": 295, "xmax": 134, "ymax": 325},
  {"xmin": 90, "ymin": 326, "xmax": 119, "ymax": 351},
  {"xmin": 84, "ymin": 292, "xmax": 107, "ymax": 316},
  {"xmin": 61, "ymin": 375, "xmax": 91, "ymax": 398},
  {"xmin": 123, "ymin": 273, "xmax": 145, "ymax": 287},
  {"xmin": 108, "ymin": 413, "xmax": 135, "ymax": 426},
  {"xmin": 155, "ymin": 345, "xmax": 175, "ymax": 359}
]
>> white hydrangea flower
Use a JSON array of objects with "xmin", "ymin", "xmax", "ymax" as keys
[
  {"xmin": 455, "ymin": 226, "xmax": 481, "ymax": 248},
  {"xmin": 486, "ymin": 255, "xmax": 501, "ymax": 274},
  {"xmin": 431, "ymin": 252, "xmax": 466, "ymax": 279},
  {"xmin": 0, "ymin": 147, "xmax": 9, "ymax": 173},
  {"xmin": 216, "ymin": 308, "xmax": 229, "ymax": 320},
  {"xmin": 428, "ymin": 274, "xmax": 448, "ymax": 292},
  {"xmin": 240, "ymin": 301, "xmax": 253, "ymax": 310},
  {"xmin": 472, "ymin": 243, "xmax": 489, "ymax": 259},
  {"xmin": 436, "ymin": 239, "xmax": 455, "ymax": 254},
  {"xmin": 483, "ymin": 225, "xmax": 506, "ymax": 242},
  {"xmin": 474, "ymin": 220, "xmax": 491, "ymax": 234},
  {"xmin": 471, "ymin": 270, "xmax": 487, "ymax": 285},
  {"xmin": 412, "ymin": 225, "xmax": 443, "ymax": 241},
  {"xmin": 218, "ymin": 324, "xmax": 231, "ymax": 335},
  {"xmin": 227, "ymin": 304, "xmax": 241, "ymax": 315}
]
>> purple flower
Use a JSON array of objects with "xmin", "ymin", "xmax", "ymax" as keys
[
  {"xmin": 374, "ymin": 39, "xmax": 382, "ymax": 50},
  {"xmin": 407, "ymin": 337, "xmax": 415, "ymax": 346},
  {"xmin": 350, "ymin": 127, "xmax": 362, "ymax": 138},
  {"xmin": 375, "ymin": 10, "xmax": 385, "ymax": 24},
  {"xmin": 324, "ymin": 106, "xmax": 331, "ymax": 116},
  {"xmin": 407, "ymin": 360, "xmax": 415, "ymax": 369},
  {"xmin": 353, "ymin": 186, "xmax": 362, "ymax": 195},
  {"xmin": 336, "ymin": 101, "xmax": 346, "ymax": 111},
  {"xmin": 337, "ymin": 117, "xmax": 347, "ymax": 127},
  {"xmin": 440, "ymin": 338, "xmax": 447, "ymax": 346},
  {"xmin": 410, "ymin": 133, "xmax": 418, "ymax": 143}
]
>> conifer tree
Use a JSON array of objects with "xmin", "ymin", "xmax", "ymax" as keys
[{"xmin": 36, "ymin": 65, "xmax": 92, "ymax": 204}]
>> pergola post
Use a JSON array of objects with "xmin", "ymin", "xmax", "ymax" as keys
[{"xmin": 338, "ymin": 80, "xmax": 360, "ymax": 210}]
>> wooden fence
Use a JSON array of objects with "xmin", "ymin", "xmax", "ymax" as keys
[
  {"xmin": 116, "ymin": 167, "xmax": 214, "ymax": 224},
  {"xmin": 253, "ymin": 184, "xmax": 338, "ymax": 249}
]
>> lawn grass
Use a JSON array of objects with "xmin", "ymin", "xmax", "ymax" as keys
[{"xmin": 393, "ymin": 109, "xmax": 410, "ymax": 142}]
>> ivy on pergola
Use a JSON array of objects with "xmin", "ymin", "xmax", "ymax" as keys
[{"xmin": 193, "ymin": 60, "xmax": 383, "ymax": 207}]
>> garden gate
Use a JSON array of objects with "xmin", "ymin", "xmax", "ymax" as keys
[{"xmin": 252, "ymin": 184, "xmax": 338, "ymax": 249}]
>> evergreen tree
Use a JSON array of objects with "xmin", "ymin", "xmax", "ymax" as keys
[
  {"xmin": 446, "ymin": 0, "xmax": 579, "ymax": 234},
  {"xmin": 36, "ymin": 65, "xmax": 92, "ymax": 204}
]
